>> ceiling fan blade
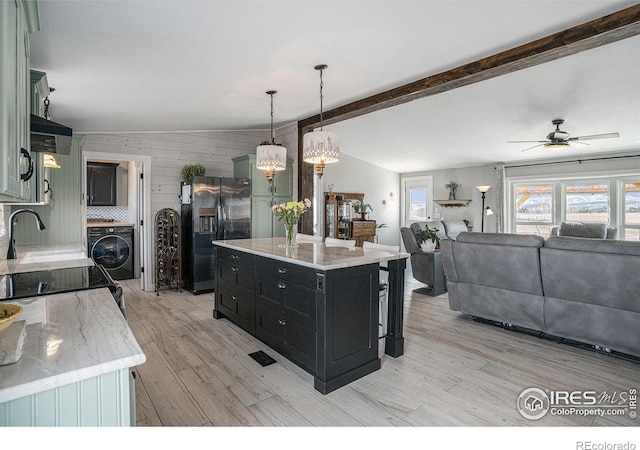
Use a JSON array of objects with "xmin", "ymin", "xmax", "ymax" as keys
[
  {"xmin": 520, "ymin": 143, "xmax": 546, "ymax": 152},
  {"xmin": 569, "ymin": 141, "xmax": 589, "ymax": 146},
  {"xmin": 569, "ymin": 132, "xmax": 620, "ymax": 141},
  {"xmin": 507, "ymin": 140, "xmax": 548, "ymax": 144}
]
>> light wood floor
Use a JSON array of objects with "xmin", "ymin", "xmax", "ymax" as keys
[{"xmin": 121, "ymin": 276, "xmax": 639, "ymax": 428}]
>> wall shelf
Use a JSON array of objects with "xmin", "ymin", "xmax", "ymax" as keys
[{"xmin": 434, "ymin": 199, "xmax": 471, "ymax": 207}]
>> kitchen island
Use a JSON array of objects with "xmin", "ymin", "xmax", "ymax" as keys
[
  {"xmin": 0, "ymin": 288, "xmax": 145, "ymax": 426},
  {"xmin": 212, "ymin": 237, "xmax": 408, "ymax": 394}
]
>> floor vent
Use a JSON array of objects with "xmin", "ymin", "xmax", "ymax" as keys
[{"xmin": 249, "ymin": 350, "xmax": 277, "ymax": 367}]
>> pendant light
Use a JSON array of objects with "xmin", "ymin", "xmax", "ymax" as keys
[
  {"xmin": 256, "ymin": 90, "xmax": 287, "ymax": 184},
  {"xmin": 303, "ymin": 64, "xmax": 339, "ymax": 178},
  {"xmin": 43, "ymin": 153, "xmax": 61, "ymax": 168}
]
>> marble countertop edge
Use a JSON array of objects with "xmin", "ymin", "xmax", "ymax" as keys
[{"xmin": 213, "ymin": 238, "xmax": 409, "ymax": 270}]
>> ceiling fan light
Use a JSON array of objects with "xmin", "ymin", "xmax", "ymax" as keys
[{"xmin": 545, "ymin": 142, "xmax": 570, "ymax": 150}]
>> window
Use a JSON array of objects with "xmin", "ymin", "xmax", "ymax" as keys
[
  {"xmin": 402, "ymin": 176, "xmax": 433, "ymax": 226},
  {"xmin": 514, "ymin": 184, "xmax": 554, "ymax": 237},
  {"xmin": 565, "ymin": 183, "xmax": 609, "ymax": 224},
  {"xmin": 508, "ymin": 175, "xmax": 640, "ymax": 241},
  {"xmin": 409, "ymin": 187, "xmax": 427, "ymax": 222},
  {"xmin": 623, "ymin": 182, "xmax": 640, "ymax": 241}
]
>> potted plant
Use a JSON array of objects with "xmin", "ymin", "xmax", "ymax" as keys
[
  {"xmin": 445, "ymin": 180, "xmax": 460, "ymax": 200},
  {"xmin": 181, "ymin": 164, "xmax": 206, "ymax": 184},
  {"xmin": 415, "ymin": 224, "xmax": 440, "ymax": 252}
]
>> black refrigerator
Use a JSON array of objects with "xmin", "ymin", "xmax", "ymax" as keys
[{"xmin": 181, "ymin": 176, "xmax": 251, "ymax": 294}]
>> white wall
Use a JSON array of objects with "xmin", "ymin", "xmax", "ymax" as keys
[
  {"xmin": 402, "ymin": 164, "xmax": 500, "ymax": 232},
  {"xmin": 321, "ymin": 154, "xmax": 400, "ymax": 246}
]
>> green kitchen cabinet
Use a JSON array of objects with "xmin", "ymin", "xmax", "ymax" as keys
[
  {"xmin": 251, "ymin": 195, "xmax": 290, "ymax": 238},
  {"xmin": 233, "ymin": 155, "xmax": 293, "ymax": 238},
  {"xmin": 0, "ymin": 0, "xmax": 39, "ymax": 202},
  {"xmin": 233, "ymin": 154, "xmax": 293, "ymax": 197}
]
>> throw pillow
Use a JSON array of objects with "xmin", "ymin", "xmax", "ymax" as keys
[{"xmin": 559, "ymin": 221, "xmax": 607, "ymax": 239}]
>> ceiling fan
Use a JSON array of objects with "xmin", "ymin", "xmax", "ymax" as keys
[{"xmin": 507, "ymin": 119, "xmax": 620, "ymax": 152}]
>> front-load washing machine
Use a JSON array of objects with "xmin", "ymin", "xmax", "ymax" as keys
[{"xmin": 88, "ymin": 226, "xmax": 134, "ymax": 280}]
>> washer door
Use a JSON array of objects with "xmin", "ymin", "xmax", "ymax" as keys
[{"xmin": 91, "ymin": 235, "xmax": 131, "ymax": 270}]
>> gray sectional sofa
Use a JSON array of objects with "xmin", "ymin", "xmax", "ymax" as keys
[{"xmin": 440, "ymin": 232, "xmax": 640, "ymax": 358}]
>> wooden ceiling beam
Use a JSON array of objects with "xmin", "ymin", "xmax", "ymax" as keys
[{"xmin": 298, "ymin": 4, "xmax": 640, "ymax": 130}]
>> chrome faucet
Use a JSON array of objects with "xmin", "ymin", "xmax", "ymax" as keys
[{"xmin": 6, "ymin": 209, "xmax": 47, "ymax": 260}]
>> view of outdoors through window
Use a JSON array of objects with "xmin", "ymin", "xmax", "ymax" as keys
[
  {"xmin": 565, "ymin": 184, "xmax": 609, "ymax": 223},
  {"xmin": 514, "ymin": 181, "xmax": 640, "ymax": 240},
  {"xmin": 625, "ymin": 182, "xmax": 640, "ymax": 240},
  {"xmin": 515, "ymin": 185, "xmax": 553, "ymax": 237},
  {"xmin": 409, "ymin": 187, "xmax": 427, "ymax": 222}
]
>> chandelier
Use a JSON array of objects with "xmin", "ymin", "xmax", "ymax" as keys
[
  {"xmin": 302, "ymin": 64, "xmax": 339, "ymax": 178},
  {"xmin": 256, "ymin": 90, "xmax": 287, "ymax": 184}
]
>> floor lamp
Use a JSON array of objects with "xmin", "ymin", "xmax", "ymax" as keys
[{"xmin": 476, "ymin": 185, "xmax": 491, "ymax": 232}]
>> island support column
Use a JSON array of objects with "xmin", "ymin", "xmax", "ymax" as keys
[{"xmin": 385, "ymin": 258, "xmax": 406, "ymax": 357}]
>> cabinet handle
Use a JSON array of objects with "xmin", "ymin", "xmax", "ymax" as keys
[
  {"xmin": 277, "ymin": 281, "xmax": 286, "ymax": 289},
  {"xmin": 232, "ymin": 295, "xmax": 237, "ymax": 301},
  {"xmin": 231, "ymin": 254, "xmax": 239, "ymax": 260},
  {"xmin": 278, "ymin": 319, "xmax": 286, "ymax": 326},
  {"xmin": 231, "ymin": 266, "xmax": 239, "ymax": 272},
  {"xmin": 20, "ymin": 148, "xmax": 34, "ymax": 182},
  {"xmin": 277, "ymin": 267, "xmax": 286, "ymax": 274}
]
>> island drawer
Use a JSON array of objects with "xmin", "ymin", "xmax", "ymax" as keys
[
  {"xmin": 217, "ymin": 247, "xmax": 256, "ymax": 269},
  {"xmin": 215, "ymin": 284, "xmax": 255, "ymax": 334},
  {"xmin": 218, "ymin": 260, "xmax": 255, "ymax": 293},
  {"xmin": 255, "ymin": 256, "xmax": 318, "ymax": 288},
  {"xmin": 256, "ymin": 274, "xmax": 317, "ymax": 320}
]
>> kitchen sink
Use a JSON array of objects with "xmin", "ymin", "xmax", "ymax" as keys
[{"xmin": 20, "ymin": 251, "xmax": 88, "ymax": 264}]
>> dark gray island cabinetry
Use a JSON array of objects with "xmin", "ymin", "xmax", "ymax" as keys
[{"xmin": 212, "ymin": 238, "xmax": 408, "ymax": 394}]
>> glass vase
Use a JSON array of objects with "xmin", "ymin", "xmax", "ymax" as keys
[{"xmin": 284, "ymin": 222, "xmax": 297, "ymax": 246}]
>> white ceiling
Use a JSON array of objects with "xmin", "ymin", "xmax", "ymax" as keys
[{"xmin": 29, "ymin": 0, "xmax": 640, "ymax": 173}]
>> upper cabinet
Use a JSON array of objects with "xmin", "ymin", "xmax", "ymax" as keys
[
  {"xmin": 0, "ymin": 0, "xmax": 40, "ymax": 202},
  {"xmin": 87, "ymin": 162, "xmax": 118, "ymax": 206},
  {"xmin": 233, "ymin": 154, "xmax": 294, "ymax": 238}
]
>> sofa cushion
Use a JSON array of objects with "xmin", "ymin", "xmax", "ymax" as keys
[
  {"xmin": 451, "ymin": 233, "xmax": 544, "ymax": 296},
  {"xmin": 457, "ymin": 232, "xmax": 545, "ymax": 248},
  {"xmin": 544, "ymin": 236, "xmax": 640, "ymax": 256},
  {"xmin": 558, "ymin": 221, "xmax": 606, "ymax": 238},
  {"xmin": 442, "ymin": 220, "xmax": 467, "ymax": 239}
]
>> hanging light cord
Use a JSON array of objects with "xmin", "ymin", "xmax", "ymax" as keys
[
  {"xmin": 269, "ymin": 92, "xmax": 275, "ymax": 144},
  {"xmin": 318, "ymin": 68, "xmax": 324, "ymax": 130}
]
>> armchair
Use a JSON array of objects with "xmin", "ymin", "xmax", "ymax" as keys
[
  {"xmin": 550, "ymin": 221, "xmax": 617, "ymax": 239},
  {"xmin": 400, "ymin": 227, "xmax": 447, "ymax": 296}
]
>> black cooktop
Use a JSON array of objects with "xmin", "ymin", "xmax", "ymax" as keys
[{"xmin": 0, "ymin": 265, "xmax": 115, "ymax": 301}]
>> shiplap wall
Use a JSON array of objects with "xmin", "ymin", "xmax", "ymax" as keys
[{"xmin": 81, "ymin": 124, "xmax": 299, "ymax": 214}]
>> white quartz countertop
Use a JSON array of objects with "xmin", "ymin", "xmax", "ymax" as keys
[
  {"xmin": 213, "ymin": 237, "xmax": 409, "ymax": 270},
  {"xmin": 0, "ymin": 288, "xmax": 146, "ymax": 403},
  {"xmin": 0, "ymin": 244, "xmax": 93, "ymax": 275}
]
